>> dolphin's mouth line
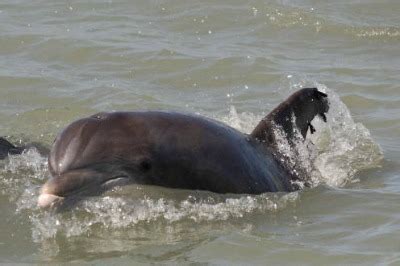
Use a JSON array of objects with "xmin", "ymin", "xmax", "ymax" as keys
[
  {"xmin": 101, "ymin": 175, "xmax": 130, "ymax": 187},
  {"xmin": 38, "ymin": 174, "xmax": 131, "ymax": 208}
]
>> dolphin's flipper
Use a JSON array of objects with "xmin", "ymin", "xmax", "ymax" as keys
[
  {"xmin": 251, "ymin": 88, "xmax": 329, "ymax": 147},
  {"xmin": 0, "ymin": 137, "xmax": 24, "ymax": 159}
]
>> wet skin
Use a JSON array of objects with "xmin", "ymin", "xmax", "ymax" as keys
[{"xmin": 0, "ymin": 88, "xmax": 330, "ymax": 208}]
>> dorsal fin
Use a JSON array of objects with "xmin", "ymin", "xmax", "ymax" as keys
[
  {"xmin": 251, "ymin": 88, "xmax": 329, "ymax": 147},
  {"xmin": 0, "ymin": 137, "xmax": 24, "ymax": 159}
]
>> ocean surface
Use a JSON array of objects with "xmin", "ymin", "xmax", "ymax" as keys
[{"xmin": 0, "ymin": 0, "xmax": 399, "ymax": 265}]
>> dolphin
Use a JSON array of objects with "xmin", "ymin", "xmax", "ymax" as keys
[{"xmin": 0, "ymin": 88, "xmax": 329, "ymax": 208}]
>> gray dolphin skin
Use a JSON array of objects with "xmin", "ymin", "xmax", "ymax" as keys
[
  {"xmin": 1, "ymin": 88, "xmax": 329, "ymax": 208},
  {"xmin": 0, "ymin": 138, "xmax": 24, "ymax": 159}
]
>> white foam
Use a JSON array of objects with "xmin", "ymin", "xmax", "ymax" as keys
[
  {"xmin": 0, "ymin": 83, "xmax": 383, "ymax": 242},
  {"xmin": 26, "ymin": 191, "xmax": 298, "ymax": 242},
  {"xmin": 309, "ymin": 84, "xmax": 383, "ymax": 187},
  {"xmin": 0, "ymin": 148, "xmax": 47, "ymax": 202},
  {"xmin": 220, "ymin": 84, "xmax": 383, "ymax": 188}
]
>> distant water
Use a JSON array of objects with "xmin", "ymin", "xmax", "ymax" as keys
[{"xmin": 0, "ymin": 0, "xmax": 399, "ymax": 264}]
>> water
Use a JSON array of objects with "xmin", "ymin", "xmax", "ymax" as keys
[{"xmin": 0, "ymin": 0, "xmax": 398, "ymax": 264}]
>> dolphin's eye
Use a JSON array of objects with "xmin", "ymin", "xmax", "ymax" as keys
[{"xmin": 139, "ymin": 159, "xmax": 152, "ymax": 172}]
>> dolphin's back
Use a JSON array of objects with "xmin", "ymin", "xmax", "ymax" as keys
[{"xmin": 49, "ymin": 111, "xmax": 293, "ymax": 194}]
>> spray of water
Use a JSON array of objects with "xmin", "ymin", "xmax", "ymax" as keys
[
  {"xmin": 222, "ymin": 84, "xmax": 383, "ymax": 188},
  {"xmin": 0, "ymin": 84, "xmax": 383, "ymax": 244}
]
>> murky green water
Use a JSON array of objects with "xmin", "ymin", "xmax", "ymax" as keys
[{"xmin": 0, "ymin": 0, "xmax": 399, "ymax": 264}]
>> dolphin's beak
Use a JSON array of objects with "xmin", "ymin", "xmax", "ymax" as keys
[
  {"xmin": 37, "ymin": 193, "xmax": 64, "ymax": 208},
  {"xmin": 37, "ymin": 168, "xmax": 131, "ymax": 208},
  {"xmin": 37, "ymin": 168, "xmax": 97, "ymax": 208}
]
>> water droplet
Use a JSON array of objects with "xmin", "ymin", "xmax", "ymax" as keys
[{"xmin": 252, "ymin": 7, "xmax": 258, "ymax": 16}]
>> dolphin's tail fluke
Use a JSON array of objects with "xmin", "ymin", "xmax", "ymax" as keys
[
  {"xmin": 251, "ymin": 88, "xmax": 329, "ymax": 147},
  {"xmin": 0, "ymin": 137, "xmax": 24, "ymax": 159}
]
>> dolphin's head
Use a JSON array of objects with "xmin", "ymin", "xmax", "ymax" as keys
[{"xmin": 38, "ymin": 112, "xmax": 154, "ymax": 208}]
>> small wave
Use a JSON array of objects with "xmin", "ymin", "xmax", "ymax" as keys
[
  {"xmin": 24, "ymin": 190, "xmax": 298, "ymax": 242},
  {"xmin": 1, "ymin": 83, "xmax": 383, "ymax": 243},
  {"xmin": 248, "ymin": 3, "xmax": 400, "ymax": 41},
  {"xmin": 250, "ymin": 4, "xmax": 325, "ymax": 33},
  {"xmin": 7, "ymin": 150, "xmax": 298, "ymax": 243},
  {"xmin": 353, "ymin": 27, "xmax": 400, "ymax": 39}
]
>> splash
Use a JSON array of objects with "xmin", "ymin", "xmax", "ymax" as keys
[
  {"xmin": 220, "ymin": 84, "xmax": 383, "ymax": 188},
  {"xmin": 219, "ymin": 105, "xmax": 263, "ymax": 133},
  {"xmin": 0, "ymin": 148, "xmax": 47, "ymax": 202},
  {"xmin": 26, "ymin": 191, "xmax": 298, "ymax": 242},
  {"xmin": 269, "ymin": 118, "xmax": 320, "ymax": 189},
  {"xmin": 308, "ymin": 84, "xmax": 383, "ymax": 186},
  {"xmin": 8, "ymin": 149, "xmax": 298, "ymax": 243},
  {"xmin": 2, "ymin": 83, "xmax": 383, "ymax": 244}
]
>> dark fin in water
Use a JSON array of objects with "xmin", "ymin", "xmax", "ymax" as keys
[
  {"xmin": 0, "ymin": 137, "xmax": 25, "ymax": 159},
  {"xmin": 251, "ymin": 88, "xmax": 329, "ymax": 146},
  {"xmin": 250, "ymin": 88, "xmax": 329, "ymax": 190}
]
